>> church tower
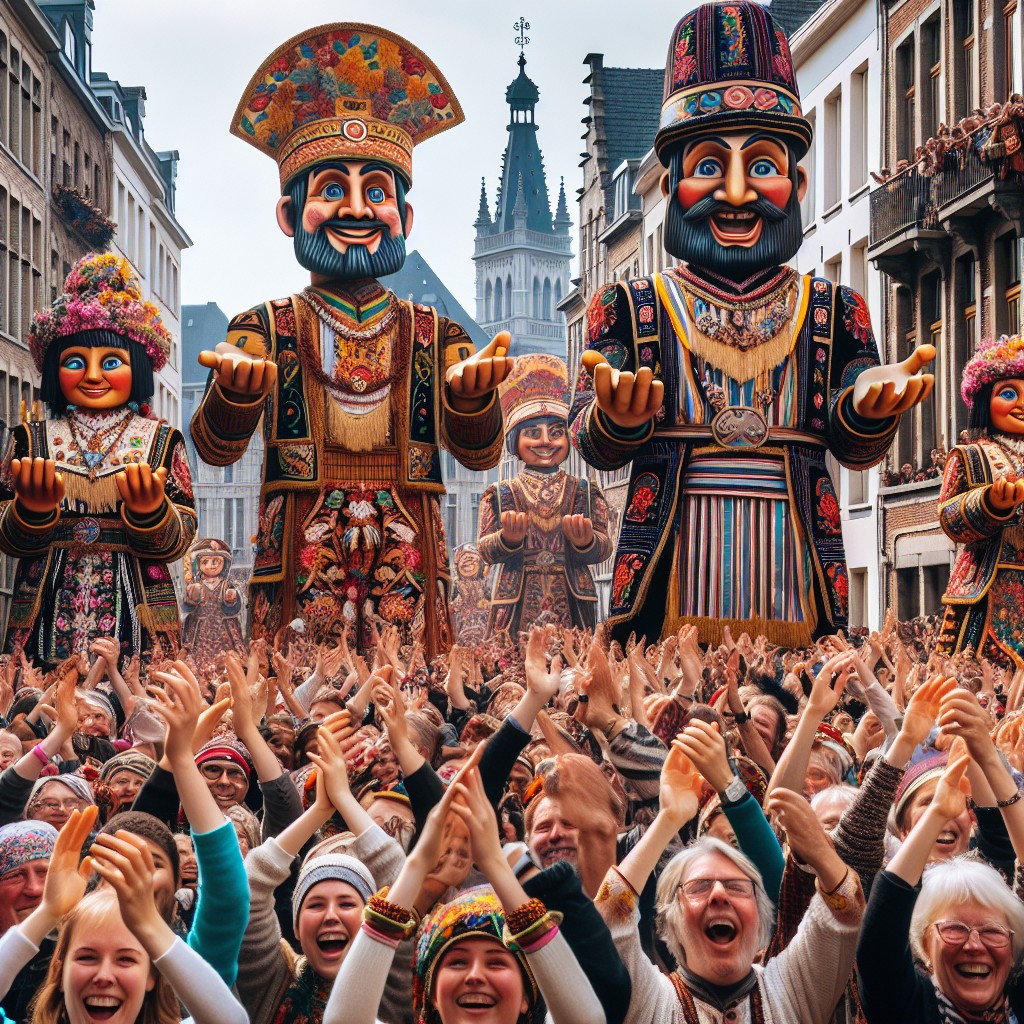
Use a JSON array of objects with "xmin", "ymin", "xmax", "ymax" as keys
[{"xmin": 473, "ymin": 40, "xmax": 572, "ymax": 359}]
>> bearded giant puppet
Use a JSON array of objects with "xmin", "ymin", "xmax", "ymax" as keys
[
  {"xmin": 190, "ymin": 24, "xmax": 510, "ymax": 657},
  {"xmin": 478, "ymin": 355, "xmax": 611, "ymax": 638},
  {"xmin": 0, "ymin": 254, "xmax": 196, "ymax": 666},
  {"xmin": 570, "ymin": 2, "xmax": 935, "ymax": 646}
]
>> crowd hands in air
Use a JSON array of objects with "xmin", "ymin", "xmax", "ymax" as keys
[{"xmin": 1, "ymin": 612, "xmax": 1024, "ymax": 1023}]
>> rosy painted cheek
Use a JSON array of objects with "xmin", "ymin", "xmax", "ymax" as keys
[
  {"xmin": 677, "ymin": 178, "xmax": 717, "ymax": 210},
  {"xmin": 305, "ymin": 207, "xmax": 326, "ymax": 229},
  {"xmin": 106, "ymin": 366, "xmax": 133, "ymax": 390},
  {"xmin": 752, "ymin": 177, "xmax": 792, "ymax": 209}
]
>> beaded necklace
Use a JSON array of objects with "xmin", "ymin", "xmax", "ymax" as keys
[{"xmin": 65, "ymin": 407, "xmax": 137, "ymax": 481}]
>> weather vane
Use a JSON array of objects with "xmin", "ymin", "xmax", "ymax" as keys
[{"xmin": 514, "ymin": 17, "xmax": 531, "ymax": 56}]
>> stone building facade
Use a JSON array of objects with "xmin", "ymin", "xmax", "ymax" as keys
[{"xmin": 869, "ymin": 0, "xmax": 1024, "ymax": 619}]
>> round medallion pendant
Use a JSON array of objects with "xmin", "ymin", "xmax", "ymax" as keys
[
  {"xmin": 73, "ymin": 517, "xmax": 101, "ymax": 546},
  {"xmin": 710, "ymin": 407, "xmax": 769, "ymax": 449}
]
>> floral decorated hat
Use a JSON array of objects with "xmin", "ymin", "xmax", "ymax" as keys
[
  {"xmin": 499, "ymin": 353, "xmax": 571, "ymax": 434},
  {"xmin": 28, "ymin": 253, "xmax": 171, "ymax": 373},
  {"xmin": 231, "ymin": 22, "xmax": 464, "ymax": 189},
  {"xmin": 962, "ymin": 334, "xmax": 1024, "ymax": 406},
  {"xmin": 656, "ymin": 2, "xmax": 812, "ymax": 164}
]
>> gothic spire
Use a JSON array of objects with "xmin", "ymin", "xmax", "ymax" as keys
[
  {"xmin": 512, "ymin": 172, "xmax": 528, "ymax": 223},
  {"xmin": 554, "ymin": 176, "xmax": 571, "ymax": 234},
  {"xmin": 474, "ymin": 177, "xmax": 491, "ymax": 228}
]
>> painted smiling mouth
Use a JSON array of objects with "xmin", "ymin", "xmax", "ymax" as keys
[{"xmin": 712, "ymin": 210, "xmax": 760, "ymax": 234}]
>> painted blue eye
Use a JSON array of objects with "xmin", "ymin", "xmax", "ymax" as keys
[
  {"xmin": 367, "ymin": 186, "xmax": 386, "ymax": 204},
  {"xmin": 322, "ymin": 182, "xmax": 345, "ymax": 201},
  {"xmin": 61, "ymin": 355, "xmax": 85, "ymax": 372},
  {"xmin": 102, "ymin": 355, "xmax": 124, "ymax": 372},
  {"xmin": 749, "ymin": 158, "xmax": 779, "ymax": 177},
  {"xmin": 999, "ymin": 386, "xmax": 1020, "ymax": 402},
  {"xmin": 693, "ymin": 158, "xmax": 723, "ymax": 177}
]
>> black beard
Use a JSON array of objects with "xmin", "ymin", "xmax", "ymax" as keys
[
  {"xmin": 292, "ymin": 219, "xmax": 407, "ymax": 281},
  {"xmin": 664, "ymin": 189, "xmax": 804, "ymax": 281}
]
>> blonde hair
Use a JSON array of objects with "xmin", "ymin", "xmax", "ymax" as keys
[{"xmin": 31, "ymin": 889, "xmax": 180, "ymax": 1024}]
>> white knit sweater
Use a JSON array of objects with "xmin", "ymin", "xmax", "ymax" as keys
[{"xmin": 594, "ymin": 868, "xmax": 864, "ymax": 1024}]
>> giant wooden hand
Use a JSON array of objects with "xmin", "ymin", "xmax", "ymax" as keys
[
  {"xmin": 446, "ymin": 332, "xmax": 513, "ymax": 413},
  {"xmin": 581, "ymin": 350, "xmax": 664, "ymax": 431},
  {"xmin": 851, "ymin": 344, "xmax": 936, "ymax": 420},
  {"xmin": 198, "ymin": 341, "xmax": 278, "ymax": 402}
]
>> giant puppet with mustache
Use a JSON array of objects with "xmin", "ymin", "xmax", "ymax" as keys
[
  {"xmin": 571, "ymin": 2, "xmax": 935, "ymax": 647},
  {"xmin": 191, "ymin": 24, "xmax": 510, "ymax": 657}
]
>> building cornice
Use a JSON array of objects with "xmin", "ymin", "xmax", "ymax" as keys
[{"xmin": 790, "ymin": 0, "xmax": 860, "ymax": 63}]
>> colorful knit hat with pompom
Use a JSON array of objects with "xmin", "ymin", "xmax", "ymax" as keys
[
  {"xmin": 28, "ymin": 252, "xmax": 172, "ymax": 373},
  {"xmin": 412, "ymin": 886, "xmax": 539, "ymax": 1024},
  {"xmin": 962, "ymin": 334, "xmax": 1024, "ymax": 406}
]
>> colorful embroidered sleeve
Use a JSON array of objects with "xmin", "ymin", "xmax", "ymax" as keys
[
  {"xmin": 440, "ymin": 320, "xmax": 504, "ymax": 471},
  {"xmin": 570, "ymin": 282, "xmax": 655, "ymax": 472},
  {"xmin": 574, "ymin": 479, "xmax": 613, "ymax": 565},
  {"xmin": 827, "ymin": 286, "xmax": 899, "ymax": 470},
  {"xmin": 122, "ymin": 430, "xmax": 198, "ymax": 561},
  {"xmin": 0, "ymin": 424, "xmax": 59, "ymax": 558},
  {"xmin": 938, "ymin": 447, "xmax": 1013, "ymax": 544},
  {"xmin": 476, "ymin": 484, "xmax": 520, "ymax": 564},
  {"xmin": 190, "ymin": 306, "xmax": 270, "ymax": 467}
]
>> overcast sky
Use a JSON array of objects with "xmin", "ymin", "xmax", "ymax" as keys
[{"xmin": 89, "ymin": 1, "xmax": 699, "ymax": 322}]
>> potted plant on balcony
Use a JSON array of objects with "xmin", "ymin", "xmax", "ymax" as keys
[{"xmin": 51, "ymin": 184, "xmax": 116, "ymax": 250}]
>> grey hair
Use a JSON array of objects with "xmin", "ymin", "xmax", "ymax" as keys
[
  {"xmin": 910, "ymin": 857, "xmax": 1024, "ymax": 966},
  {"xmin": 810, "ymin": 783, "xmax": 858, "ymax": 818},
  {"xmin": 655, "ymin": 836, "xmax": 776, "ymax": 969}
]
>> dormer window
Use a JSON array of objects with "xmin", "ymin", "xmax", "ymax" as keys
[{"xmin": 63, "ymin": 22, "xmax": 76, "ymax": 65}]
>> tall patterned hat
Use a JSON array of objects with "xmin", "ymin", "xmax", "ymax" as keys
[
  {"xmin": 962, "ymin": 334, "xmax": 1024, "ymax": 406},
  {"xmin": 499, "ymin": 353, "xmax": 571, "ymax": 434},
  {"xmin": 656, "ymin": 2, "xmax": 812, "ymax": 164},
  {"xmin": 188, "ymin": 537, "xmax": 233, "ymax": 577},
  {"xmin": 232, "ymin": 23, "xmax": 464, "ymax": 189}
]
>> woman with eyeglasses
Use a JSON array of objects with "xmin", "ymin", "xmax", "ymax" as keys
[
  {"xmin": 594, "ymin": 728, "xmax": 864, "ymax": 1023},
  {"xmin": 857, "ymin": 744, "xmax": 1024, "ymax": 1023}
]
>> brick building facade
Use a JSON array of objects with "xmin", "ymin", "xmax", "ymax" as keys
[{"xmin": 869, "ymin": 0, "xmax": 1024, "ymax": 618}]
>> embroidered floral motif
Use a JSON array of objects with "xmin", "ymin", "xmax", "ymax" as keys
[{"xmin": 841, "ymin": 286, "xmax": 874, "ymax": 346}]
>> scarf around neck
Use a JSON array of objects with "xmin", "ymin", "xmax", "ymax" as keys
[{"xmin": 932, "ymin": 976, "xmax": 1017, "ymax": 1024}]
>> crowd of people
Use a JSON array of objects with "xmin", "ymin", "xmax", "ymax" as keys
[{"xmin": 0, "ymin": 612, "xmax": 1021, "ymax": 1023}]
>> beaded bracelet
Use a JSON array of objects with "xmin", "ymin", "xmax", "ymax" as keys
[
  {"xmin": 364, "ymin": 907, "xmax": 418, "ymax": 940},
  {"xmin": 511, "ymin": 910, "xmax": 563, "ymax": 948},
  {"xmin": 997, "ymin": 790, "xmax": 1023, "ymax": 809},
  {"xmin": 364, "ymin": 887, "xmax": 419, "ymax": 940},
  {"xmin": 504, "ymin": 898, "xmax": 547, "ymax": 935}
]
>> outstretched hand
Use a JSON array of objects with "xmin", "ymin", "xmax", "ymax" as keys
[
  {"xmin": 11, "ymin": 457, "xmax": 64, "ymax": 515},
  {"xmin": 446, "ymin": 332, "xmax": 513, "ymax": 410},
  {"xmin": 851, "ymin": 344, "xmax": 935, "ymax": 420},
  {"xmin": 115, "ymin": 464, "xmax": 168, "ymax": 517},
  {"xmin": 660, "ymin": 736, "xmax": 704, "ymax": 828},
  {"xmin": 199, "ymin": 341, "xmax": 277, "ymax": 400},
  {"xmin": 582, "ymin": 350, "xmax": 663, "ymax": 430}
]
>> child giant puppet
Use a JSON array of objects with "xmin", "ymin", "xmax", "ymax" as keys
[
  {"xmin": 191, "ymin": 25, "xmax": 508, "ymax": 657},
  {"xmin": 0, "ymin": 254, "xmax": 196, "ymax": 665},
  {"xmin": 571, "ymin": 2, "xmax": 935, "ymax": 646}
]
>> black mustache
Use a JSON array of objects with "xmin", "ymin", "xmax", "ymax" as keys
[
  {"xmin": 320, "ymin": 218, "xmax": 389, "ymax": 232},
  {"xmin": 682, "ymin": 195, "xmax": 789, "ymax": 223}
]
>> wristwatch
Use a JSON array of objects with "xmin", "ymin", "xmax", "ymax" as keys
[{"xmin": 720, "ymin": 775, "xmax": 747, "ymax": 805}]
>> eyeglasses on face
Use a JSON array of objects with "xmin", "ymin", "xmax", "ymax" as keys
[
  {"xmin": 199, "ymin": 763, "xmax": 247, "ymax": 784},
  {"xmin": 33, "ymin": 798, "xmax": 86, "ymax": 813},
  {"xmin": 933, "ymin": 920, "xmax": 1014, "ymax": 949},
  {"xmin": 678, "ymin": 877, "xmax": 756, "ymax": 900}
]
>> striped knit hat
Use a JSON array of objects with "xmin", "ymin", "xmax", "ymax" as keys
[{"xmin": 292, "ymin": 853, "xmax": 375, "ymax": 928}]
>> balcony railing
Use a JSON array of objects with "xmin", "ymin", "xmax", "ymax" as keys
[
  {"xmin": 868, "ymin": 168, "xmax": 932, "ymax": 245},
  {"xmin": 932, "ymin": 145, "xmax": 995, "ymax": 208}
]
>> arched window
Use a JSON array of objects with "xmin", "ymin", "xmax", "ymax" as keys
[
  {"xmin": 485, "ymin": 279, "xmax": 493, "ymax": 322},
  {"xmin": 554, "ymin": 279, "xmax": 562, "ymax": 308},
  {"xmin": 532, "ymin": 277, "xmax": 541, "ymax": 317},
  {"xmin": 494, "ymin": 277, "xmax": 503, "ymax": 322},
  {"xmin": 543, "ymin": 278, "xmax": 552, "ymax": 320},
  {"xmin": 505, "ymin": 274, "xmax": 513, "ymax": 318}
]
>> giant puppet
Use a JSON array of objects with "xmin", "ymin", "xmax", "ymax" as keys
[
  {"xmin": 570, "ymin": 2, "xmax": 935, "ymax": 647},
  {"xmin": 190, "ymin": 24, "xmax": 509, "ymax": 658},
  {"xmin": 478, "ymin": 354, "xmax": 611, "ymax": 637},
  {"xmin": 938, "ymin": 335, "xmax": 1024, "ymax": 666},
  {"xmin": 182, "ymin": 536, "xmax": 246, "ymax": 671},
  {"xmin": 0, "ymin": 254, "xmax": 196, "ymax": 665}
]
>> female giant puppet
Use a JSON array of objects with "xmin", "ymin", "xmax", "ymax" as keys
[
  {"xmin": 0, "ymin": 254, "xmax": 196, "ymax": 665},
  {"xmin": 478, "ymin": 354, "xmax": 611, "ymax": 637},
  {"xmin": 570, "ymin": 1, "xmax": 936, "ymax": 646},
  {"xmin": 938, "ymin": 335, "xmax": 1024, "ymax": 665}
]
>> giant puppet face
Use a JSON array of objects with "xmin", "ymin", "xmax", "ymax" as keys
[
  {"xmin": 989, "ymin": 378, "xmax": 1024, "ymax": 435},
  {"xmin": 58, "ymin": 345, "xmax": 133, "ymax": 410},
  {"xmin": 516, "ymin": 415, "xmax": 570, "ymax": 470},
  {"xmin": 662, "ymin": 130, "xmax": 807, "ymax": 280},
  {"xmin": 277, "ymin": 160, "xmax": 414, "ymax": 283}
]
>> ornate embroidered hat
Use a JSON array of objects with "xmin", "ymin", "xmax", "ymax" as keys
[
  {"xmin": 413, "ymin": 886, "xmax": 538, "ymax": 1024},
  {"xmin": 656, "ymin": 2, "xmax": 812, "ymax": 164},
  {"xmin": 188, "ymin": 537, "xmax": 233, "ymax": 578},
  {"xmin": 962, "ymin": 334, "xmax": 1024, "ymax": 406},
  {"xmin": 499, "ymin": 353, "xmax": 571, "ymax": 434},
  {"xmin": 232, "ymin": 22, "xmax": 464, "ymax": 189},
  {"xmin": 28, "ymin": 253, "xmax": 172, "ymax": 373}
]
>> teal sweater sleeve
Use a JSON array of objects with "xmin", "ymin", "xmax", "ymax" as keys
[
  {"xmin": 187, "ymin": 820, "xmax": 250, "ymax": 988},
  {"xmin": 722, "ymin": 791, "xmax": 786, "ymax": 902}
]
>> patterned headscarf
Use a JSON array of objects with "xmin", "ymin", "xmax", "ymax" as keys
[
  {"xmin": 413, "ymin": 886, "xmax": 538, "ymax": 1024},
  {"xmin": 99, "ymin": 750, "xmax": 156, "ymax": 783},
  {"xmin": 28, "ymin": 774, "xmax": 95, "ymax": 810},
  {"xmin": 0, "ymin": 820, "xmax": 58, "ymax": 876}
]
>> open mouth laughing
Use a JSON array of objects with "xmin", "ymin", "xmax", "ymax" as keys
[{"xmin": 709, "ymin": 210, "xmax": 763, "ymax": 246}]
